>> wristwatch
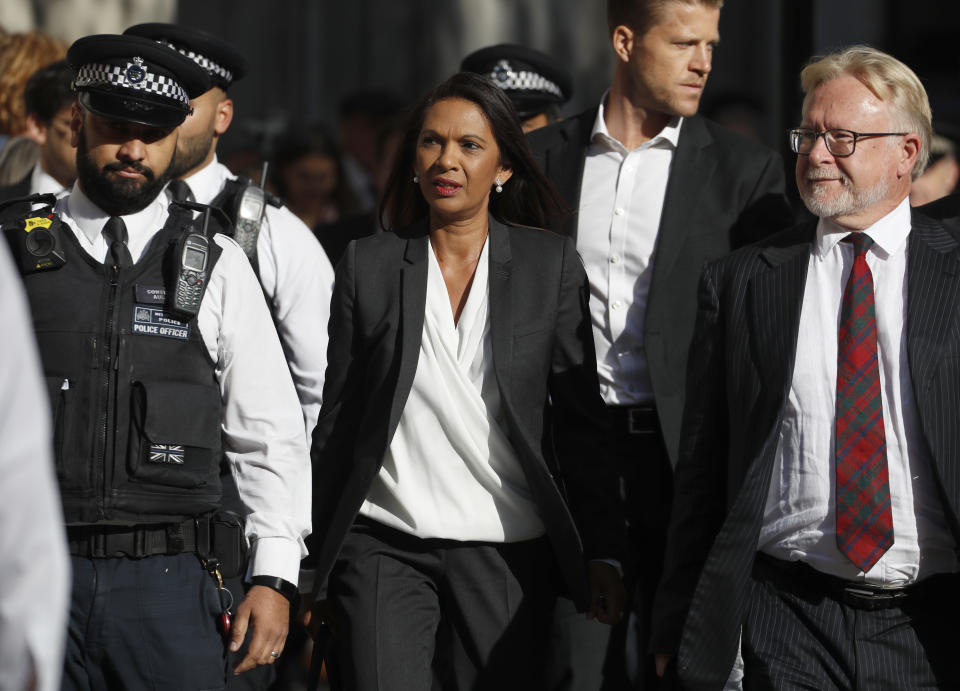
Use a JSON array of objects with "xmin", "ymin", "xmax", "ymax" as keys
[{"xmin": 251, "ymin": 575, "xmax": 299, "ymax": 604}]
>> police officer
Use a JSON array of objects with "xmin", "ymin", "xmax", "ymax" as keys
[
  {"xmin": 460, "ymin": 43, "xmax": 573, "ymax": 133},
  {"xmin": 123, "ymin": 22, "xmax": 335, "ymax": 439},
  {"xmin": 4, "ymin": 34, "xmax": 310, "ymax": 689}
]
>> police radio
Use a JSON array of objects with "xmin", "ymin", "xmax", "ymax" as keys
[
  {"xmin": 169, "ymin": 206, "xmax": 212, "ymax": 321},
  {"xmin": 230, "ymin": 162, "xmax": 269, "ymax": 260}
]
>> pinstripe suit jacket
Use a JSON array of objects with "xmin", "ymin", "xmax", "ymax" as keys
[{"xmin": 650, "ymin": 210, "xmax": 960, "ymax": 689}]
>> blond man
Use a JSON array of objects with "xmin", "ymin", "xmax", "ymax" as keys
[{"xmin": 529, "ymin": 0, "xmax": 793, "ymax": 688}]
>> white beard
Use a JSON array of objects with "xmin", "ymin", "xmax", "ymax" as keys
[{"xmin": 799, "ymin": 168, "xmax": 890, "ymax": 219}]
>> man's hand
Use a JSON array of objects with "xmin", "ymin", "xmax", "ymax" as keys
[
  {"xmin": 586, "ymin": 561, "xmax": 626, "ymax": 625},
  {"xmin": 303, "ymin": 598, "xmax": 336, "ymax": 641},
  {"xmin": 655, "ymin": 653, "xmax": 674, "ymax": 677},
  {"xmin": 230, "ymin": 585, "xmax": 290, "ymax": 675}
]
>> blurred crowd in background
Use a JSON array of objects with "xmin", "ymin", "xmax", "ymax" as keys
[{"xmin": 2, "ymin": 1, "xmax": 960, "ymax": 237}]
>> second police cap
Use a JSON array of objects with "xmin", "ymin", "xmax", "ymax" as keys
[
  {"xmin": 461, "ymin": 44, "xmax": 572, "ymax": 119},
  {"xmin": 123, "ymin": 23, "xmax": 247, "ymax": 90},
  {"xmin": 67, "ymin": 34, "xmax": 210, "ymax": 128}
]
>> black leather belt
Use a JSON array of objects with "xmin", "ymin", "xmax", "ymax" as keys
[
  {"xmin": 753, "ymin": 552, "xmax": 953, "ymax": 611},
  {"xmin": 67, "ymin": 518, "xmax": 211, "ymax": 559},
  {"xmin": 604, "ymin": 405, "xmax": 659, "ymax": 435}
]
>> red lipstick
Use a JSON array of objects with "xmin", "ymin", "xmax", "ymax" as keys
[{"xmin": 433, "ymin": 177, "xmax": 461, "ymax": 197}]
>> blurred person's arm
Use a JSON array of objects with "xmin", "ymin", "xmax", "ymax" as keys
[
  {"xmin": 0, "ymin": 242, "xmax": 70, "ymax": 691},
  {"xmin": 910, "ymin": 154, "xmax": 960, "ymax": 207}
]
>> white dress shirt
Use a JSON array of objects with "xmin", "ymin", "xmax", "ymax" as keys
[
  {"xmin": 171, "ymin": 157, "xmax": 335, "ymax": 439},
  {"xmin": 359, "ymin": 238, "xmax": 546, "ymax": 542},
  {"xmin": 576, "ymin": 96, "xmax": 682, "ymax": 404},
  {"xmin": 0, "ymin": 242, "xmax": 70, "ymax": 691},
  {"xmin": 55, "ymin": 184, "xmax": 311, "ymax": 584},
  {"xmin": 760, "ymin": 198, "xmax": 958, "ymax": 585}
]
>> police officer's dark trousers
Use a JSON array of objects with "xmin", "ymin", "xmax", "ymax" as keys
[{"xmin": 63, "ymin": 553, "xmax": 227, "ymax": 691}]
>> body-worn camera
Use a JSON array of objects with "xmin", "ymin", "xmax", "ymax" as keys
[{"xmin": 0, "ymin": 194, "xmax": 66, "ymax": 273}]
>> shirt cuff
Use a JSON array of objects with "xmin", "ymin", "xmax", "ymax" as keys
[{"xmin": 246, "ymin": 536, "xmax": 301, "ymax": 585}]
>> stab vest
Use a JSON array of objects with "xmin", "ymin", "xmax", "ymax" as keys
[{"xmin": 7, "ymin": 207, "xmax": 225, "ymax": 524}]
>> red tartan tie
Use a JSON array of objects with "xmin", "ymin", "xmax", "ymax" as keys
[{"xmin": 835, "ymin": 232, "xmax": 893, "ymax": 572}]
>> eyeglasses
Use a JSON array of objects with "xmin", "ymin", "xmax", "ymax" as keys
[{"xmin": 788, "ymin": 128, "xmax": 907, "ymax": 157}]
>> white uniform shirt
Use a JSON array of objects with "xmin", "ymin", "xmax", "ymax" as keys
[
  {"xmin": 576, "ymin": 97, "xmax": 682, "ymax": 404},
  {"xmin": 359, "ymin": 238, "xmax": 545, "ymax": 542},
  {"xmin": 171, "ymin": 158, "xmax": 335, "ymax": 439},
  {"xmin": 0, "ymin": 242, "xmax": 70, "ymax": 691},
  {"xmin": 55, "ymin": 184, "xmax": 311, "ymax": 584},
  {"xmin": 760, "ymin": 198, "xmax": 958, "ymax": 585}
]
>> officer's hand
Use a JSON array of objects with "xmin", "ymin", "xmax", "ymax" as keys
[
  {"xmin": 586, "ymin": 561, "xmax": 626, "ymax": 625},
  {"xmin": 231, "ymin": 585, "xmax": 290, "ymax": 675},
  {"xmin": 303, "ymin": 598, "xmax": 337, "ymax": 640}
]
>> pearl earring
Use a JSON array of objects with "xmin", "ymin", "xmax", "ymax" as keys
[
  {"xmin": 495, "ymin": 178, "xmax": 503, "ymax": 194},
  {"xmin": 413, "ymin": 174, "xmax": 419, "ymax": 183}
]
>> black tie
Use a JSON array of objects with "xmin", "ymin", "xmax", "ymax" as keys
[
  {"xmin": 167, "ymin": 179, "xmax": 193, "ymax": 203},
  {"xmin": 102, "ymin": 216, "xmax": 133, "ymax": 268}
]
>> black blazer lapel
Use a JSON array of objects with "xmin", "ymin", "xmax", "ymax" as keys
[
  {"xmin": 488, "ymin": 218, "xmax": 514, "ymax": 398},
  {"xmin": 543, "ymin": 110, "xmax": 594, "ymax": 239},
  {"xmin": 748, "ymin": 223, "xmax": 815, "ymax": 392},
  {"xmin": 653, "ymin": 115, "xmax": 718, "ymax": 285},
  {"xmin": 385, "ymin": 227, "xmax": 429, "ymax": 437}
]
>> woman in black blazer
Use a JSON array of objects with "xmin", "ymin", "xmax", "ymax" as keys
[{"xmin": 306, "ymin": 73, "xmax": 625, "ymax": 690}]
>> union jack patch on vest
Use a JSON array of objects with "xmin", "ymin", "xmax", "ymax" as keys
[{"xmin": 149, "ymin": 444, "xmax": 185, "ymax": 464}]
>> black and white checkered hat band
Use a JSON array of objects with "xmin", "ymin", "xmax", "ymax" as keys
[
  {"xmin": 489, "ymin": 59, "xmax": 563, "ymax": 98},
  {"xmin": 73, "ymin": 60, "xmax": 190, "ymax": 106},
  {"xmin": 159, "ymin": 41, "xmax": 232, "ymax": 83}
]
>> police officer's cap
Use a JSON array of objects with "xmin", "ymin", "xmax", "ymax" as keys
[
  {"xmin": 461, "ymin": 44, "xmax": 572, "ymax": 119},
  {"xmin": 124, "ymin": 23, "xmax": 247, "ymax": 91},
  {"xmin": 68, "ymin": 34, "xmax": 210, "ymax": 129}
]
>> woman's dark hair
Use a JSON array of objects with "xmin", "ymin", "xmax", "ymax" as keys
[{"xmin": 380, "ymin": 71, "xmax": 566, "ymax": 231}]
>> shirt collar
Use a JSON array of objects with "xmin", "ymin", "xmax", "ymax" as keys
[
  {"xmin": 63, "ymin": 181, "xmax": 167, "ymax": 246},
  {"xmin": 175, "ymin": 155, "xmax": 230, "ymax": 205},
  {"xmin": 590, "ymin": 91, "xmax": 683, "ymax": 153},
  {"xmin": 816, "ymin": 196, "xmax": 912, "ymax": 260}
]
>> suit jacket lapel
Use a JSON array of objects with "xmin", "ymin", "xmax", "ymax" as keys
[
  {"xmin": 488, "ymin": 218, "xmax": 513, "ymax": 395},
  {"xmin": 748, "ymin": 223, "xmax": 815, "ymax": 392},
  {"xmin": 545, "ymin": 111, "xmax": 594, "ymax": 239},
  {"xmin": 652, "ymin": 116, "xmax": 718, "ymax": 286},
  {"xmin": 908, "ymin": 213, "xmax": 960, "ymax": 388},
  {"xmin": 386, "ymin": 223, "xmax": 429, "ymax": 437}
]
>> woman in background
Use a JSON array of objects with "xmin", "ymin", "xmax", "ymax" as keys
[{"xmin": 271, "ymin": 124, "xmax": 359, "ymax": 228}]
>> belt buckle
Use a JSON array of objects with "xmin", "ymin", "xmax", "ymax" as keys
[
  {"xmin": 627, "ymin": 408, "xmax": 652, "ymax": 435},
  {"xmin": 842, "ymin": 584, "xmax": 906, "ymax": 610}
]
